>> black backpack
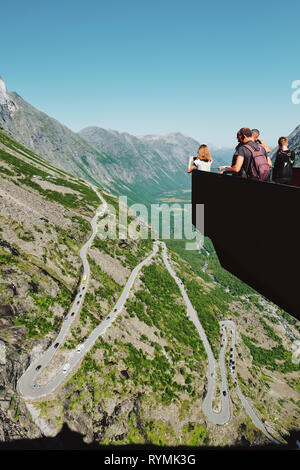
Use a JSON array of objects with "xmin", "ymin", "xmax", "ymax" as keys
[
  {"xmin": 243, "ymin": 143, "xmax": 270, "ymax": 182},
  {"xmin": 276, "ymin": 150, "xmax": 294, "ymax": 170},
  {"xmin": 273, "ymin": 150, "xmax": 295, "ymax": 180}
]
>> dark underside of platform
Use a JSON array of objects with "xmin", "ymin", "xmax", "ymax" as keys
[{"xmin": 192, "ymin": 170, "xmax": 300, "ymax": 321}]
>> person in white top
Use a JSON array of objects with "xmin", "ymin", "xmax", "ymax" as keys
[{"xmin": 187, "ymin": 144, "xmax": 213, "ymax": 173}]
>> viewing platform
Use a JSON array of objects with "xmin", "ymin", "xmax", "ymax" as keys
[{"xmin": 192, "ymin": 169, "xmax": 300, "ymax": 321}]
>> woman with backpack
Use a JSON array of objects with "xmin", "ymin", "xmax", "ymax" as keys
[{"xmin": 272, "ymin": 137, "xmax": 295, "ymax": 185}]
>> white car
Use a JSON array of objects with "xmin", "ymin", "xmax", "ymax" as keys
[
  {"xmin": 77, "ymin": 343, "xmax": 85, "ymax": 353},
  {"xmin": 63, "ymin": 363, "xmax": 70, "ymax": 373}
]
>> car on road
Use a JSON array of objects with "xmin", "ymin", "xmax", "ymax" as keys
[
  {"xmin": 63, "ymin": 363, "xmax": 70, "ymax": 373},
  {"xmin": 107, "ymin": 316, "xmax": 110, "ymax": 320},
  {"xmin": 114, "ymin": 308, "xmax": 117, "ymax": 312},
  {"xmin": 71, "ymin": 312, "xmax": 75, "ymax": 316},
  {"xmin": 77, "ymin": 301, "xmax": 80, "ymax": 305},
  {"xmin": 77, "ymin": 343, "xmax": 85, "ymax": 353},
  {"xmin": 222, "ymin": 391, "xmax": 227, "ymax": 396},
  {"xmin": 35, "ymin": 365, "xmax": 42, "ymax": 371},
  {"xmin": 79, "ymin": 294, "xmax": 82, "ymax": 298},
  {"xmin": 32, "ymin": 384, "xmax": 40, "ymax": 389},
  {"xmin": 54, "ymin": 342, "xmax": 59, "ymax": 348}
]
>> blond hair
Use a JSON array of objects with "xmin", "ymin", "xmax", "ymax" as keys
[{"xmin": 197, "ymin": 144, "xmax": 212, "ymax": 162}]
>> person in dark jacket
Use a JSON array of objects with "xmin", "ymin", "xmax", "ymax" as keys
[{"xmin": 272, "ymin": 137, "xmax": 295, "ymax": 185}]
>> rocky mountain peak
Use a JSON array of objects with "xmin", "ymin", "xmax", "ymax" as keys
[
  {"xmin": 0, "ymin": 76, "xmax": 9, "ymax": 104},
  {"xmin": 0, "ymin": 76, "xmax": 18, "ymax": 114}
]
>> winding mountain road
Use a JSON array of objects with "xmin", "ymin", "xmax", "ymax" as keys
[
  {"xmin": 161, "ymin": 242, "xmax": 279, "ymax": 442},
  {"xmin": 17, "ymin": 186, "xmax": 158, "ymax": 399},
  {"xmin": 17, "ymin": 186, "xmax": 279, "ymax": 444}
]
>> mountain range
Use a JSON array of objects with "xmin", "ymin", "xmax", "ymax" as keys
[
  {"xmin": 2, "ymin": 75, "xmax": 300, "ymax": 206},
  {"xmin": 0, "ymin": 76, "xmax": 231, "ymax": 206}
]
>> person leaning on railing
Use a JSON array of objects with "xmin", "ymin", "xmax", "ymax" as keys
[
  {"xmin": 219, "ymin": 127, "xmax": 270, "ymax": 181},
  {"xmin": 187, "ymin": 144, "xmax": 213, "ymax": 173},
  {"xmin": 218, "ymin": 128, "xmax": 254, "ymax": 177}
]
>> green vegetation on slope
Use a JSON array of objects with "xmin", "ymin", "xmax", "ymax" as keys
[
  {"xmin": 14, "ymin": 288, "xmax": 71, "ymax": 339},
  {"xmin": 241, "ymin": 333, "xmax": 299, "ymax": 374},
  {"xmin": 165, "ymin": 237, "xmax": 256, "ymax": 296},
  {"xmin": 0, "ymin": 130, "xmax": 100, "ymax": 212}
]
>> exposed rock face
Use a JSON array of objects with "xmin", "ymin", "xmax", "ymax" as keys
[
  {"xmin": 0, "ymin": 77, "xmax": 19, "ymax": 139},
  {"xmin": 0, "ymin": 77, "xmax": 18, "ymax": 114},
  {"xmin": 0, "ymin": 342, "xmax": 42, "ymax": 441}
]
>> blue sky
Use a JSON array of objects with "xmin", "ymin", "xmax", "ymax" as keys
[{"xmin": 1, "ymin": 0, "xmax": 300, "ymax": 147}]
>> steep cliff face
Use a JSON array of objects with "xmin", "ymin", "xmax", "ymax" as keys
[
  {"xmin": 0, "ymin": 341, "xmax": 42, "ymax": 441},
  {"xmin": 0, "ymin": 77, "xmax": 19, "ymax": 135},
  {"xmin": 0, "ymin": 77, "xmax": 18, "ymax": 113}
]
